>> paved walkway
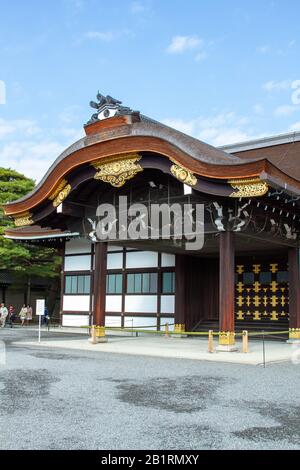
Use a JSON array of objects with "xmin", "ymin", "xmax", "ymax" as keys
[{"xmin": 13, "ymin": 330, "xmax": 299, "ymax": 365}]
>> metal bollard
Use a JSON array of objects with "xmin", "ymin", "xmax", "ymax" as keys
[
  {"xmin": 208, "ymin": 330, "xmax": 214, "ymax": 353},
  {"xmin": 242, "ymin": 330, "xmax": 249, "ymax": 353},
  {"xmin": 165, "ymin": 322, "xmax": 170, "ymax": 338}
]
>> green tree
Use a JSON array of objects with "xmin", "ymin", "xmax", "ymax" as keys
[{"xmin": 0, "ymin": 167, "xmax": 61, "ymax": 278}]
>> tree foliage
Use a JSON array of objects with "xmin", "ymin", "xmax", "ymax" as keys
[{"xmin": 0, "ymin": 168, "xmax": 61, "ymax": 277}]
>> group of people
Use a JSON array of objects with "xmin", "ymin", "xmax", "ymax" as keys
[{"xmin": 0, "ymin": 303, "xmax": 33, "ymax": 328}]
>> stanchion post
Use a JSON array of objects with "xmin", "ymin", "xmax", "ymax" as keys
[
  {"xmin": 208, "ymin": 330, "xmax": 214, "ymax": 353},
  {"xmin": 165, "ymin": 322, "xmax": 170, "ymax": 338},
  {"xmin": 89, "ymin": 325, "xmax": 97, "ymax": 345},
  {"xmin": 242, "ymin": 330, "xmax": 249, "ymax": 353}
]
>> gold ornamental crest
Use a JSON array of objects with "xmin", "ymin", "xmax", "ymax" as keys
[{"xmin": 92, "ymin": 153, "xmax": 143, "ymax": 188}]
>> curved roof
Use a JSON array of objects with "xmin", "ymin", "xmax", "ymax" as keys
[{"xmin": 4, "ymin": 111, "xmax": 300, "ymax": 218}]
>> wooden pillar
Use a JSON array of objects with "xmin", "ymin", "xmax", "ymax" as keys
[
  {"xmin": 174, "ymin": 254, "xmax": 186, "ymax": 334},
  {"xmin": 93, "ymin": 242, "xmax": 107, "ymax": 341},
  {"xmin": 288, "ymin": 247, "xmax": 300, "ymax": 340},
  {"xmin": 218, "ymin": 231, "xmax": 236, "ymax": 347}
]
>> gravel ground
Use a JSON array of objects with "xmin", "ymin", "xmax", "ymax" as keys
[{"xmin": 0, "ymin": 328, "xmax": 299, "ymax": 450}]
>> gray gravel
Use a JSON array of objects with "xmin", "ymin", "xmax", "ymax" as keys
[{"xmin": 0, "ymin": 328, "xmax": 299, "ymax": 450}]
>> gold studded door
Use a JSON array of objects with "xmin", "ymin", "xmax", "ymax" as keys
[{"xmin": 235, "ymin": 260, "xmax": 289, "ymax": 322}]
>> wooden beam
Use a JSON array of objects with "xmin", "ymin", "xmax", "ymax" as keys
[
  {"xmin": 219, "ymin": 231, "xmax": 236, "ymax": 347},
  {"xmin": 174, "ymin": 254, "xmax": 186, "ymax": 334},
  {"xmin": 93, "ymin": 242, "xmax": 107, "ymax": 340},
  {"xmin": 288, "ymin": 247, "xmax": 300, "ymax": 340}
]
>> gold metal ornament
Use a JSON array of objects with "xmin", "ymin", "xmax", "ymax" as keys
[
  {"xmin": 14, "ymin": 212, "xmax": 33, "ymax": 227},
  {"xmin": 229, "ymin": 178, "xmax": 268, "ymax": 198},
  {"xmin": 174, "ymin": 324, "xmax": 186, "ymax": 334},
  {"xmin": 170, "ymin": 159, "xmax": 197, "ymax": 186},
  {"xmin": 289, "ymin": 328, "xmax": 300, "ymax": 340},
  {"xmin": 52, "ymin": 182, "xmax": 71, "ymax": 207},
  {"xmin": 219, "ymin": 331, "xmax": 235, "ymax": 345},
  {"xmin": 92, "ymin": 153, "xmax": 143, "ymax": 188}
]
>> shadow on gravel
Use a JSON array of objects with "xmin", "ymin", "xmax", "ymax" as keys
[
  {"xmin": 113, "ymin": 376, "xmax": 235, "ymax": 413},
  {"xmin": 233, "ymin": 403, "xmax": 300, "ymax": 445},
  {"xmin": 0, "ymin": 369, "xmax": 59, "ymax": 415}
]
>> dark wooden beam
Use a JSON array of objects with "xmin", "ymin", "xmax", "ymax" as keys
[
  {"xmin": 93, "ymin": 242, "xmax": 107, "ymax": 340},
  {"xmin": 174, "ymin": 254, "xmax": 187, "ymax": 333},
  {"xmin": 288, "ymin": 247, "xmax": 300, "ymax": 340},
  {"xmin": 219, "ymin": 231, "xmax": 236, "ymax": 347}
]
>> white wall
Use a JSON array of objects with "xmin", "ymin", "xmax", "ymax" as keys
[
  {"xmin": 125, "ymin": 295, "xmax": 157, "ymax": 313},
  {"xmin": 126, "ymin": 251, "xmax": 158, "ymax": 269},
  {"xmin": 105, "ymin": 295, "xmax": 122, "ymax": 312},
  {"xmin": 160, "ymin": 295, "xmax": 175, "ymax": 314},
  {"xmin": 105, "ymin": 316, "xmax": 122, "ymax": 327},
  {"xmin": 62, "ymin": 314, "xmax": 89, "ymax": 327},
  {"xmin": 107, "ymin": 252, "xmax": 123, "ymax": 270},
  {"xmin": 124, "ymin": 316, "xmax": 157, "ymax": 330},
  {"xmin": 63, "ymin": 295, "xmax": 90, "ymax": 312},
  {"xmin": 161, "ymin": 253, "xmax": 175, "ymax": 267},
  {"xmin": 64, "ymin": 255, "xmax": 92, "ymax": 272}
]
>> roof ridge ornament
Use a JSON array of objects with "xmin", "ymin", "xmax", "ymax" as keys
[{"xmin": 86, "ymin": 92, "xmax": 139, "ymax": 125}]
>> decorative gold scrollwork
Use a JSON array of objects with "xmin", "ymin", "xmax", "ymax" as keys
[
  {"xmin": 92, "ymin": 153, "xmax": 143, "ymax": 188},
  {"xmin": 14, "ymin": 212, "xmax": 33, "ymax": 227},
  {"xmin": 229, "ymin": 178, "xmax": 268, "ymax": 198},
  {"xmin": 170, "ymin": 159, "xmax": 197, "ymax": 186},
  {"xmin": 52, "ymin": 182, "xmax": 71, "ymax": 208}
]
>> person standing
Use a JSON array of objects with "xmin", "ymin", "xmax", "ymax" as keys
[
  {"xmin": 8, "ymin": 305, "xmax": 16, "ymax": 328},
  {"xmin": 19, "ymin": 305, "xmax": 27, "ymax": 327},
  {"xmin": 0, "ymin": 304, "xmax": 8, "ymax": 328},
  {"xmin": 26, "ymin": 305, "xmax": 33, "ymax": 326}
]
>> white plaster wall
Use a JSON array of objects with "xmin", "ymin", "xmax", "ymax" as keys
[
  {"xmin": 160, "ymin": 295, "xmax": 175, "ymax": 314},
  {"xmin": 125, "ymin": 295, "xmax": 157, "ymax": 313},
  {"xmin": 126, "ymin": 251, "xmax": 158, "ymax": 269},
  {"xmin": 107, "ymin": 252, "xmax": 123, "ymax": 270},
  {"xmin": 105, "ymin": 295, "xmax": 122, "ymax": 312},
  {"xmin": 65, "ymin": 238, "xmax": 92, "ymax": 255},
  {"xmin": 107, "ymin": 245, "xmax": 123, "ymax": 252},
  {"xmin": 62, "ymin": 314, "xmax": 89, "ymax": 327},
  {"xmin": 105, "ymin": 316, "xmax": 122, "ymax": 327},
  {"xmin": 63, "ymin": 295, "xmax": 90, "ymax": 312},
  {"xmin": 124, "ymin": 316, "xmax": 157, "ymax": 330},
  {"xmin": 161, "ymin": 253, "xmax": 175, "ymax": 267},
  {"xmin": 64, "ymin": 255, "xmax": 91, "ymax": 271}
]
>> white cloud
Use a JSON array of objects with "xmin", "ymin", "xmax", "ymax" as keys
[
  {"xmin": 262, "ymin": 80, "xmax": 292, "ymax": 92},
  {"xmin": 163, "ymin": 112, "xmax": 261, "ymax": 146},
  {"xmin": 274, "ymin": 105, "xmax": 298, "ymax": 117},
  {"xmin": 258, "ymin": 45, "xmax": 271, "ymax": 54},
  {"xmin": 195, "ymin": 51, "xmax": 207, "ymax": 62},
  {"xmin": 166, "ymin": 35, "xmax": 203, "ymax": 54},
  {"xmin": 0, "ymin": 118, "xmax": 41, "ymax": 139}
]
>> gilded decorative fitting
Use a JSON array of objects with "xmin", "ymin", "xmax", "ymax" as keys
[
  {"xmin": 51, "ymin": 181, "xmax": 71, "ymax": 208},
  {"xmin": 174, "ymin": 324, "xmax": 186, "ymax": 334},
  {"xmin": 170, "ymin": 159, "xmax": 197, "ymax": 186},
  {"xmin": 219, "ymin": 331, "xmax": 235, "ymax": 345},
  {"xmin": 14, "ymin": 212, "xmax": 33, "ymax": 227},
  {"xmin": 92, "ymin": 153, "xmax": 143, "ymax": 188},
  {"xmin": 289, "ymin": 328, "xmax": 300, "ymax": 340},
  {"xmin": 228, "ymin": 178, "xmax": 268, "ymax": 198},
  {"xmin": 95, "ymin": 326, "xmax": 106, "ymax": 338}
]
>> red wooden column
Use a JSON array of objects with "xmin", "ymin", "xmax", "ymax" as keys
[
  {"xmin": 218, "ymin": 231, "xmax": 236, "ymax": 348},
  {"xmin": 288, "ymin": 247, "xmax": 300, "ymax": 341},
  {"xmin": 174, "ymin": 254, "xmax": 187, "ymax": 334},
  {"xmin": 93, "ymin": 242, "xmax": 107, "ymax": 342}
]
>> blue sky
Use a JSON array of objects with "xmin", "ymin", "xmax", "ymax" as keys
[{"xmin": 0, "ymin": 0, "xmax": 300, "ymax": 181}]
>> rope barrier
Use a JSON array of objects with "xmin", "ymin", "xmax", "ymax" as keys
[{"xmin": 80, "ymin": 324, "xmax": 289, "ymax": 337}]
